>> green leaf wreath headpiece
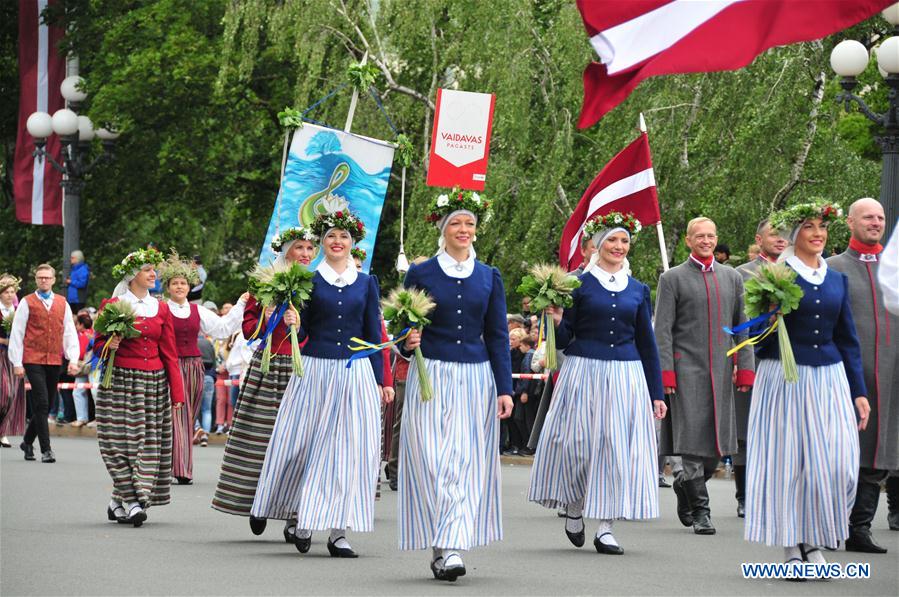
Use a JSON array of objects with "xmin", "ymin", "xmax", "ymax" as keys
[
  {"xmin": 310, "ymin": 209, "xmax": 366, "ymax": 244},
  {"xmin": 112, "ymin": 248, "xmax": 165, "ymax": 280},
  {"xmin": 583, "ymin": 211, "xmax": 642, "ymax": 239},
  {"xmin": 769, "ymin": 199, "xmax": 843, "ymax": 237},
  {"xmin": 426, "ymin": 186, "xmax": 492, "ymax": 227},
  {"xmin": 351, "ymin": 247, "xmax": 367, "ymax": 262},
  {"xmin": 159, "ymin": 250, "xmax": 199, "ymax": 286},
  {"xmin": 271, "ymin": 226, "xmax": 319, "ymax": 253}
]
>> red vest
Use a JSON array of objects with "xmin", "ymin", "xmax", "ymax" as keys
[
  {"xmin": 171, "ymin": 303, "xmax": 202, "ymax": 358},
  {"xmin": 22, "ymin": 293, "xmax": 66, "ymax": 365}
]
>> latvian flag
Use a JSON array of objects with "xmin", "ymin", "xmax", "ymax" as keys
[
  {"xmin": 576, "ymin": 0, "xmax": 894, "ymax": 128},
  {"xmin": 559, "ymin": 132, "xmax": 660, "ymax": 272},
  {"xmin": 14, "ymin": 0, "xmax": 65, "ymax": 225}
]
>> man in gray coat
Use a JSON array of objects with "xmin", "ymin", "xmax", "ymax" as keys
[
  {"xmin": 655, "ymin": 217, "xmax": 755, "ymax": 535},
  {"xmin": 732, "ymin": 219, "xmax": 788, "ymax": 518},
  {"xmin": 828, "ymin": 198, "xmax": 899, "ymax": 553}
]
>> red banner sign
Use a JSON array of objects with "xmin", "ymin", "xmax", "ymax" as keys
[{"xmin": 426, "ymin": 88, "xmax": 495, "ymax": 190}]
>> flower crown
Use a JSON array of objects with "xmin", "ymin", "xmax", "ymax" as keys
[
  {"xmin": 309, "ymin": 209, "xmax": 366, "ymax": 243},
  {"xmin": 770, "ymin": 199, "xmax": 843, "ymax": 233},
  {"xmin": 351, "ymin": 247, "xmax": 367, "ymax": 262},
  {"xmin": 112, "ymin": 248, "xmax": 165, "ymax": 280},
  {"xmin": 583, "ymin": 211, "xmax": 642, "ymax": 239},
  {"xmin": 425, "ymin": 187, "xmax": 492, "ymax": 226},
  {"xmin": 159, "ymin": 250, "xmax": 199, "ymax": 286},
  {"xmin": 0, "ymin": 274, "xmax": 22, "ymax": 294},
  {"xmin": 271, "ymin": 226, "xmax": 319, "ymax": 253}
]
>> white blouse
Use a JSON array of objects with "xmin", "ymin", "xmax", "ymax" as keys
[
  {"xmin": 787, "ymin": 255, "xmax": 828, "ymax": 285},
  {"xmin": 437, "ymin": 248, "xmax": 476, "ymax": 279},
  {"xmin": 119, "ymin": 290, "xmax": 160, "ymax": 318},
  {"xmin": 589, "ymin": 265, "xmax": 629, "ymax": 292},
  {"xmin": 166, "ymin": 298, "xmax": 246, "ymax": 340},
  {"xmin": 318, "ymin": 261, "xmax": 358, "ymax": 287}
]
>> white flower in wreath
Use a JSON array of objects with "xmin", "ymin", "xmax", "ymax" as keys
[
  {"xmin": 436, "ymin": 194, "xmax": 449, "ymax": 207},
  {"xmin": 613, "ymin": 214, "xmax": 622, "ymax": 224},
  {"xmin": 322, "ymin": 193, "xmax": 349, "ymax": 215},
  {"xmin": 471, "ymin": 192, "xmax": 481, "ymax": 205},
  {"xmin": 635, "ymin": 223, "xmax": 643, "ymax": 233}
]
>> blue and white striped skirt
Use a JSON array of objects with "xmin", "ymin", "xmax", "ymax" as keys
[
  {"xmin": 744, "ymin": 360, "xmax": 859, "ymax": 548},
  {"xmin": 528, "ymin": 356, "xmax": 659, "ymax": 520},
  {"xmin": 398, "ymin": 358, "xmax": 502, "ymax": 551},
  {"xmin": 250, "ymin": 356, "xmax": 381, "ymax": 532}
]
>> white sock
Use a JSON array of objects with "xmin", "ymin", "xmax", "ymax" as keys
[
  {"xmin": 567, "ymin": 499, "xmax": 584, "ymax": 519},
  {"xmin": 124, "ymin": 502, "xmax": 142, "ymax": 517},
  {"xmin": 284, "ymin": 520, "xmax": 296, "ymax": 534},
  {"xmin": 442, "ymin": 550, "xmax": 463, "ymax": 568},
  {"xmin": 784, "ymin": 545, "xmax": 802, "ymax": 562},
  {"xmin": 330, "ymin": 528, "xmax": 350, "ymax": 549},
  {"xmin": 108, "ymin": 499, "xmax": 125, "ymax": 516},
  {"xmin": 431, "ymin": 547, "xmax": 443, "ymax": 563},
  {"xmin": 596, "ymin": 519, "xmax": 618, "ymax": 546},
  {"xmin": 801, "ymin": 543, "xmax": 827, "ymax": 564},
  {"xmin": 296, "ymin": 529, "xmax": 312, "ymax": 539},
  {"xmin": 565, "ymin": 514, "xmax": 584, "ymax": 534}
]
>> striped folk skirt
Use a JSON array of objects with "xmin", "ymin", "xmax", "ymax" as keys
[
  {"xmin": 745, "ymin": 360, "xmax": 859, "ymax": 548},
  {"xmin": 95, "ymin": 367, "xmax": 173, "ymax": 507},
  {"xmin": 398, "ymin": 358, "xmax": 502, "ymax": 551},
  {"xmin": 211, "ymin": 351, "xmax": 293, "ymax": 516},
  {"xmin": 172, "ymin": 356, "xmax": 204, "ymax": 480},
  {"xmin": 0, "ymin": 347, "xmax": 25, "ymax": 436},
  {"xmin": 251, "ymin": 356, "xmax": 381, "ymax": 530},
  {"xmin": 528, "ymin": 356, "xmax": 659, "ymax": 520}
]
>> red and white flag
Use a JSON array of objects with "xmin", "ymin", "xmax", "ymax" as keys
[
  {"xmin": 559, "ymin": 132, "xmax": 660, "ymax": 272},
  {"xmin": 14, "ymin": 0, "xmax": 65, "ymax": 225},
  {"xmin": 576, "ymin": 0, "xmax": 893, "ymax": 128}
]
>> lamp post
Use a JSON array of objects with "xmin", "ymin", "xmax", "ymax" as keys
[
  {"xmin": 830, "ymin": 2, "xmax": 899, "ymax": 239},
  {"xmin": 26, "ymin": 75, "xmax": 118, "ymax": 283}
]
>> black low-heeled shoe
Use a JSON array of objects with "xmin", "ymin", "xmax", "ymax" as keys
[
  {"xmin": 430, "ymin": 557, "xmax": 445, "ymax": 580},
  {"xmin": 565, "ymin": 515, "xmax": 585, "ymax": 548},
  {"xmin": 593, "ymin": 535, "xmax": 624, "ymax": 555},
  {"xmin": 107, "ymin": 506, "xmax": 125, "ymax": 522},
  {"xmin": 293, "ymin": 533, "xmax": 311, "ymax": 553},
  {"xmin": 326, "ymin": 537, "xmax": 358, "ymax": 558},
  {"xmin": 249, "ymin": 515, "xmax": 267, "ymax": 535},
  {"xmin": 442, "ymin": 558, "xmax": 466, "ymax": 582},
  {"xmin": 784, "ymin": 557, "xmax": 806, "ymax": 583},
  {"xmin": 126, "ymin": 506, "xmax": 147, "ymax": 528},
  {"xmin": 283, "ymin": 525, "xmax": 295, "ymax": 544}
]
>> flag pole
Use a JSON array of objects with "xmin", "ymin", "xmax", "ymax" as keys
[{"xmin": 639, "ymin": 113, "xmax": 670, "ymax": 272}]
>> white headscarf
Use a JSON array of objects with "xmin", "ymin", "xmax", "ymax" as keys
[
  {"xmin": 776, "ymin": 222, "xmax": 805, "ymax": 264},
  {"xmin": 436, "ymin": 209, "xmax": 477, "ymax": 254},
  {"xmin": 583, "ymin": 226, "xmax": 630, "ymax": 275}
]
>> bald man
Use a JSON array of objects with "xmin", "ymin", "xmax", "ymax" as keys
[{"xmin": 828, "ymin": 198, "xmax": 899, "ymax": 553}]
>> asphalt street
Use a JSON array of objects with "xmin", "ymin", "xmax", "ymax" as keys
[{"xmin": 2, "ymin": 437, "xmax": 897, "ymax": 596}]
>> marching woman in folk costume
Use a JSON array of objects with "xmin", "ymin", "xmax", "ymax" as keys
[
  {"xmin": 0, "ymin": 274, "xmax": 25, "ymax": 448},
  {"xmin": 654, "ymin": 216, "xmax": 755, "ymax": 536},
  {"xmin": 399, "ymin": 189, "xmax": 514, "ymax": 582},
  {"xmin": 93, "ymin": 249, "xmax": 185, "ymax": 526},
  {"xmin": 744, "ymin": 200, "xmax": 870, "ymax": 568},
  {"xmin": 211, "ymin": 226, "xmax": 318, "ymax": 537},
  {"xmin": 827, "ymin": 198, "xmax": 899, "ymax": 551},
  {"xmin": 160, "ymin": 252, "xmax": 247, "ymax": 485},
  {"xmin": 251, "ymin": 209, "xmax": 389, "ymax": 558},
  {"xmin": 528, "ymin": 212, "xmax": 667, "ymax": 555}
]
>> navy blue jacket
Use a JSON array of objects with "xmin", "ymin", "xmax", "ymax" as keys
[
  {"xmin": 756, "ymin": 268, "xmax": 866, "ymax": 398},
  {"xmin": 402, "ymin": 257, "xmax": 513, "ymax": 396},
  {"xmin": 298, "ymin": 271, "xmax": 384, "ymax": 385},
  {"xmin": 556, "ymin": 274, "xmax": 664, "ymax": 402}
]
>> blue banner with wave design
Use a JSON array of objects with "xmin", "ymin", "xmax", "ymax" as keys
[{"xmin": 260, "ymin": 123, "xmax": 395, "ymax": 273}]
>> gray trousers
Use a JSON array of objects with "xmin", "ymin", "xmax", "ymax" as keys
[
  {"xmin": 672, "ymin": 454, "xmax": 720, "ymax": 482},
  {"xmin": 731, "ymin": 439, "xmax": 747, "ymax": 466}
]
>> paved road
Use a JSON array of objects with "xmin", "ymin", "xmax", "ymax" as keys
[{"xmin": 2, "ymin": 437, "xmax": 897, "ymax": 596}]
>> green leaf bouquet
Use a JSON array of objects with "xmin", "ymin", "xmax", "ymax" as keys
[
  {"xmin": 382, "ymin": 288, "xmax": 436, "ymax": 402},
  {"xmin": 94, "ymin": 301, "xmax": 142, "ymax": 388},
  {"xmin": 743, "ymin": 263, "xmax": 805, "ymax": 383}
]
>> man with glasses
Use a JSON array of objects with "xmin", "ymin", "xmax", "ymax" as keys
[
  {"xmin": 654, "ymin": 217, "xmax": 755, "ymax": 536},
  {"xmin": 8, "ymin": 264, "xmax": 80, "ymax": 463}
]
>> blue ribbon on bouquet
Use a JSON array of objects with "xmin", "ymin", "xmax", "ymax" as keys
[
  {"xmin": 722, "ymin": 308, "xmax": 779, "ymax": 337},
  {"xmin": 248, "ymin": 302, "xmax": 289, "ymax": 348},
  {"xmin": 345, "ymin": 326, "xmax": 414, "ymax": 367}
]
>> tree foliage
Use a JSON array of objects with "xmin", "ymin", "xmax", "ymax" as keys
[{"xmin": 0, "ymin": 0, "xmax": 889, "ymax": 305}]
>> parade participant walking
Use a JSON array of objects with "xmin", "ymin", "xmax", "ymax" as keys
[
  {"xmin": 160, "ymin": 252, "xmax": 247, "ymax": 485},
  {"xmin": 827, "ymin": 198, "xmax": 898, "ymax": 553},
  {"xmin": 211, "ymin": 226, "xmax": 318, "ymax": 537},
  {"xmin": 8, "ymin": 264, "xmax": 81, "ymax": 463},
  {"xmin": 732, "ymin": 219, "xmax": 789, "ymax": 517},
  {"xmin": 0, "ymin": 274, "xmax": 25, "ymax": 448},
  {"xmin": 745, "ymin": 200, "xmax": 869, "ymax": 567},
  {"xmin": 654, "ymin": 217, "xmax": 754, "ymax": 535},
  {"xmin": 93, "ymin": 249, "xmax": 185, "ymax": 526},
  {"xmin": 251, "ymin": 210, "xmax": 387, "ymax": 558},
  {"xmin": 528, "ymin": 213, "xmax": 667, "ymax": 555},
  {"xmin": 398, "ymin": 189, "xmax": 513, "ymax": 582}
]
